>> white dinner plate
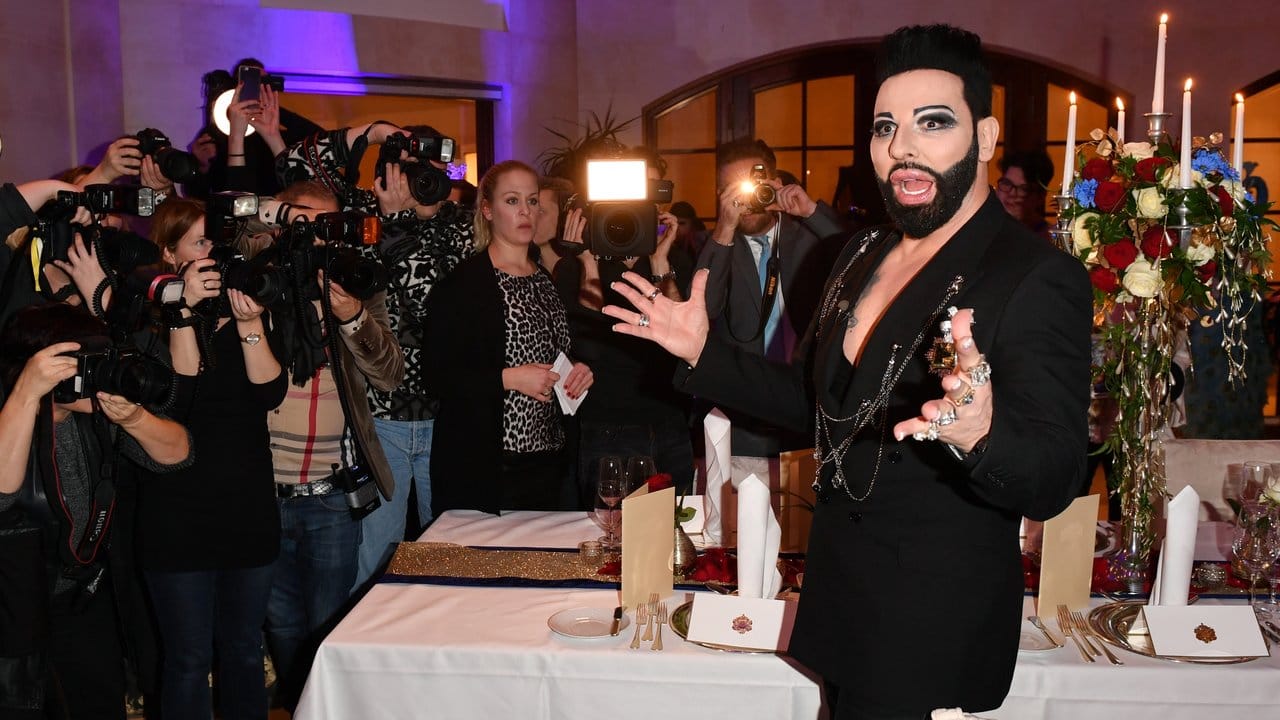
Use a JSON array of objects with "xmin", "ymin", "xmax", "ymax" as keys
[
  {"xmin": 1018, "ymin": 629, "xmax": 1057, "ymax": 652},
  {"xmin": 548, "ymin": 607, "xmax": 630, "ymax": 639}
]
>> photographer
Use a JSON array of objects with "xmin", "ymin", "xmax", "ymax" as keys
[
  {"xmin": 131, "ymin": 197, "xmax": 287, "ymax": 719},
  {"xmin": 0, "ymin": 302, "xmax": 191, "ymax": 719},
  {"xmin": 276, "ymin": 120, "xmax": 474, "ymax": 590}
]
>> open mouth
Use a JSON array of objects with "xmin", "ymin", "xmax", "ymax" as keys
[{"xmin": 889, "ymin": 169, "xmax": 937, "ymax": 205}]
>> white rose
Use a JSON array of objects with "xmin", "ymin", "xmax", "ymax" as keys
[
  {"xmin": 1133, "ymin": 187, "xmax": 1168, "ymax": 219},
  {"xmin": 1122, "ymin": 142, "xmax": 1155, "ymax": 160},
  {"xmin": 1185, "ymin": 242, "xmax": 1214, "ymax": 267},
  {"xmin": 1071, "ymin": 212, "xmax": 1099, "ymax": 253},
  {"xmin": 1122, "ymin": 259, "xmax": 1161, "ymax": 298},
  {"xmin": 1265, "ymin": 474, "xmax": 1280, "ymax": 504}
]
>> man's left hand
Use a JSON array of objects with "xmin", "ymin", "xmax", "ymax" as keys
[
  {"xmin": 322, "ymin": 272, "xmax": 363, "ymax": 323},
  {"xmin": 893, "ymin": 309, "xmax": 992, "ymax": 453},
  {"xmin": 772, "ymin": 182, "xmax": 818, "ymax": 219}
]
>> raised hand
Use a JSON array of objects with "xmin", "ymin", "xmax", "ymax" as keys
[
  {"xmin": 892, "ymin": 309, "xmax": 993, "ymax": 453},
  {"xmin": 373, "ymin": 162, "xmax": 417, "ymax": 215},
  {"xmin": 603, "ymin": 269, "xmax": 710, "ymax": 366}
]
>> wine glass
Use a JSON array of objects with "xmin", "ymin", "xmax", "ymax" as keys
[
  {"xmin": 1224, "ymin": 464, "xmax": 1266, "ymax": 520},
  {"xmin": 626, "ymin": 455, "xmax": 657, "ymax": 493},
  {"xmin": 595, "ymin": 457, "xmax": 625, "ymax": 549},
  {"xmin": 1230, "ymin": 502, "xmax": 1280, "ymax": 612}
]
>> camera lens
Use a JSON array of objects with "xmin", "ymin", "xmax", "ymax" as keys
[
  {"xmin": 752, "ymin": 184, "xmax": 776, "ymax": 209},
  {"xmin": 403, "ymin": 163, "xmax": 451, "ymax": 205},
  {"xmin": 599, "ymin": 207, "xmax": 641, "ymax": 251},
  {"xmin": 154, "ymin": 147, "xmax": 201, "ymax": 182},
  {"xmin": 97, "ymin": 354, "xmax": 173, "ymax": 406},
  {"xmin": 325, "ymin": 250, "xmax": 388, "ymax": 301}
]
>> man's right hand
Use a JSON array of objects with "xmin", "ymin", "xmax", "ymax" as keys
[
  {"xmin": 603, "ymin": 269, "xmax": 710, "ymax": 366},
  {"xmin": 181, "ymin": 258, "xmax": 221, "ymax": 309},
  {"xmin": 711, "ymin": 183, "xmax": 749, "ymax": 246}
]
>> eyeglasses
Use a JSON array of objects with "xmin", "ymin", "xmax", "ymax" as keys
[{"xmin": 996, "ymin": 177, "xmax": 1034, "ymax": 198}]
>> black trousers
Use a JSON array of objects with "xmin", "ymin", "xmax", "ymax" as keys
[
  {"xmin": 45, "ymin": 583, "xmax": 126, "ymax": 720},
  {"xmin": 499, "ymin": 448, "xmax": 568, "ymax": 511}
]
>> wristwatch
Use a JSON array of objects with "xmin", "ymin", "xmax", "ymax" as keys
[{"xmin": 242, "ymin": 332, "xmax": 262, "ymax": 346}]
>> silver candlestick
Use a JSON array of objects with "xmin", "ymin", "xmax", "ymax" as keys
[
  {"xmin": 1166, "ymin": 190, "xmax": 1195, "ymax": 249},
  {"xmin": 1145, "ymin": 112, "xmax": 1173, "ymax": 146},
  {"xmin": 1050, "ymin": 194, "xmax": 1075, "ymax": 255}
]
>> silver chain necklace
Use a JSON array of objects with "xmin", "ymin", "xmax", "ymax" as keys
[{"xmin": 811, "ymin": 231, "xmax": 964, "ymax": 500}]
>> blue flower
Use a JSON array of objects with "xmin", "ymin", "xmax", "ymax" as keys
[
  {"xmin": 1073, "ymin": 178, "xmax": 1098, "ymax": 209},
  {"xmin": 1191, "ymin": 150, "xmax": 1240, "ymax": 181}
]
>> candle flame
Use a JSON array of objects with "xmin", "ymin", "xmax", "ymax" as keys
[
  {"xmin": 1069, "ymin": 91, "xmax": 1077, "ymax": 105},
  {"xmin": 1184, "ymin": 79, "xmax": 1192, "ymax": 92},
  {"xmin": 1236, "ymin": 93, "xmax": 1245, "ymax": 104},
  {"xmin": 1116, "ymin": 98, "xmax": 1124, "ymax": 111},
  {"xmin": 1160, "ymin": 13, "xmax": 1168, "ymax": 23}
]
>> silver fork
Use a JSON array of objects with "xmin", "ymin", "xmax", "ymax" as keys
[
  {"xmin": 629, "ymin": 604, "xmax": 647, "ymax": 649},
  {"xmin": 652, "ymin": 603, "xmax": 667, "ymax": 651},
  {"xmin": 1072, "ymin": 609, "xmax": 1123, "ymax": 665},
  {"xmin": 1026, "ymin": 615, "xmax": 1063, "ymax": 648},
  {"xmin": 1056, "ymin": 604, "xmax": 1094, "ymax": 663},
  {"xmin": 641, "ymin": 592, "xmax": 658, "ymax": 641}
]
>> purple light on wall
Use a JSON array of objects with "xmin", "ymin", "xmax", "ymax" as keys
[{"xmin": 256, "ymin": 9, "xmax": 360, "ymax": 76}]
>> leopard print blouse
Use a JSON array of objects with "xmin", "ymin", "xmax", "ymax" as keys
[{"xmin": 495, "ymin": 268, "xmax": 570, "ymax": 453}]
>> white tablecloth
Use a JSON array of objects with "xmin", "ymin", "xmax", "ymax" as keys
[
  {"xmin": 294, "ymin": 510, "xmax": 823, "ymax": 720},
  {"xmin": 296, "ymin": 511, "xmax": 1280, "ymax": 720}
]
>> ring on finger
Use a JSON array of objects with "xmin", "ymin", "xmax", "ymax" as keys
[
  {"xmin": 913, "ymin": 421, "xmax": 941, "ymax": 442},
  {"xmin": 646, "ymin": 288, "xmax": 660, "ymax": 301},
  {"xmin": 951, "ymin": 384, "xmax": 976, "ymax": 406},
  {"xmin": 936, "ymin": 408, "xmax": 958, "ymax": 426},
  {"xmin": 637, "ymin": 314, "xmax": 650, "ymax": 328},
  {"xmin": 966, "ymin": 358, "xmax": 992, "ymax": 386}
]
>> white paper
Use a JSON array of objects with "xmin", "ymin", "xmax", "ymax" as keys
[
  {"xmin": 1151, "ymin": 486, "xmax": 1199, "ymax": 606},
  {"xmin": 1144, "ymin": 605, "xmax": 1268, "ymax": 657},
  {"xmin": 685, "ymin": 593, "xmax": 790, "ymax": 652},
  {"xmin": 702, "ymin": 409, "xmax": 732, "ymax": 546},
  {"xmin": 551, "ymin": 352, "xmax": 586, "ymax": 415},
  {"xmin": 736, "ymin": 474, "xmax": 782, "ymax": 599}
]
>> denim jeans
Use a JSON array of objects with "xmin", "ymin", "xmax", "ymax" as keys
[
  {"xmin": 145, "ymin": 564, "xmax": 274, "ymax": 720},
  {"xmin": 577, "ymin": 420, "xmax": 695, "ymax": 509},
  {"xmin": 354, "ymin": 418, "xmax": 434, "ymax": 591},
  {"xmin": 265, "ymin": 493, "xmax": 360, "ymax": 706}
]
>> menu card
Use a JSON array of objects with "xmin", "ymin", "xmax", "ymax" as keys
[
  {"xmin": 1037, "ymin": 494, "xmax": 1099, "ymax": 614},
  {"xmin": 1144, "ymin": 605, "xmax": 1268, "ymax": 658},
  {"xmin": 621, "ymin": 484, "xmax": 674, "ymax": 609}
]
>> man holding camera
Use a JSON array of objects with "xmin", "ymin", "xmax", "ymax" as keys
[
  {"xmin": 696, "ymin": 139, "xmax": 843, "ymax": 483},
  {"xmin": 277, "ymin": 122, "xmax": 474, "ymax": 591}
]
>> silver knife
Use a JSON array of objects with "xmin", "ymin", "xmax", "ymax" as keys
[{"xmin": 609, "ymin": 606, "xmax": 623, "ymax": 636}]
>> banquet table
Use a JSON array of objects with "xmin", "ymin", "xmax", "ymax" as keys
[{"xmin": 294, "ymin": 511, "xmax": 1280, "ymax": 720}]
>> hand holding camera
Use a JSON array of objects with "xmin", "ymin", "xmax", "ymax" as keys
[
  {"xmin": 182, "ymin": 258, "xmax": 222, "ymax": 308},
  {"xmin": 12, "ymin": 343, "xmax": 82, "ymax": 406},
  {"xmin": 93, "ymin": 137, "xmax": 144, "ymax": 185},
  {"xmin": 227, "ymin": 289, "xmax": 265, "ymax": 324},
  {"xmin": 139, "ymin": 156, "xmax": 175, "ymax": 197},
  {"xmin": 50, "ymin": 232, "xmax": 109, "ymax": 311},
  {"xmin": 373, "ymin": 162, "xmax": 417, "ymax": 216},
  {"xmin": 320, "ymin": 271, "xmax": 363, "ymax": 324},
  {"xmin": 96, "ymin": 392, "xmax": 146, "ymax": 428}
]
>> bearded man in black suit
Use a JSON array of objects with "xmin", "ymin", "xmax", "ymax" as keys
[{"xmin": 605, "ymin": 24, "xmax": 1090, "ymax": 720}]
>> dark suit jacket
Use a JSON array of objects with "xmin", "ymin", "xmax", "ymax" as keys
[
  {"xmin": 679, "ymin": 195, "xmax": 1091, "ymax": 715},
  {"xmin": 695, "ymin": 202, "xmax": 844, "ymax": 455}
]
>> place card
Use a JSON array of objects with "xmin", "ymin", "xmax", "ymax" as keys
[
  {"xmin": 686, "ymin": 593, "xmax": 792, "ymax": 652},
  {"xmin": 1142, "ymin": 605, "xmax": 1268, "ymax": 658},
  {"xmin": 552, "ymin": 352, "xmax": 586, "ymax": 415},
  {"xmin": 1036, "ymin": 494, "xmax": 1099, "ymax": 615},
  {"xmin": 621, "ymin": 485, "xmax": 674, "ymax": 609}
]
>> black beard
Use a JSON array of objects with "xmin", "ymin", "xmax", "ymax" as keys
[{"xmin": 876, "ymin": 136, "xmax": 979, "ymax": 238}]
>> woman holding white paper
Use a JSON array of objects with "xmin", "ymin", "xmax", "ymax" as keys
[{"xmin": 424, "ymin": 161, "xmax": 594, "ymax": 514}]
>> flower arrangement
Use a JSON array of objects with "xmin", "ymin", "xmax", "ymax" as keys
[
  {"xmin": 643, "ymin": 473, "xmax": 697, "ymax": 527},
  {"xmin": 1057, "ymin": 126, "xmax": 1274, "ymax": 572}
]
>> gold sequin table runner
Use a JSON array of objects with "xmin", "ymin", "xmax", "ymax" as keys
[{"xmin": 384, "ymin": 542, "xmax": 621, "ymax": 587}]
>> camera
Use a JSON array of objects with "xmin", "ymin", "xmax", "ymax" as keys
[
  {"xmin": 566, "ymin": 159, "xmax": 675, "ymax": 258},
  {"xmin": 374, "ymin": 132, "xmax": 457, "ymax": 206},
  {"xmin": 54, "ymin": 337, "xmax": 174, "ymax": 406},
  {"xmin": 134, "ymin": 128, "xmax": 202, "ymax": 183},
  {"xmin": 33, "ymin": 218, "xmax": 160, "ymax": 277},
  {"xmin": 743, "ymin": 163, "xmax": 776, "ymax": 212},
  {"xmin": 206, "ymin": 191, "xmax": 260, "ymax": 243},
  {"xmin": 56, "ymin": 184, "xmax": 157, "ymax": 217},
  {"xmin": 104, "ymin": 267, "xmax": 186, "ymax": 334},
  {"xmin": 335, "ymin": 463, "xmax": 381, "ymax": 520}
]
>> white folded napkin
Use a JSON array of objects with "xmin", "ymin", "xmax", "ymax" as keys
[
  {"xmin": 551, "ymin": 352, "xmax": 586, "ymax": 415},
  {"xmin": 736, "ymin": 474, "xmax": 782, "ymax": 599},
  {"xmin": 702, "ymin": 409, "xmax": 732, "ymax": 546},
  {"xmin": 1150, "ymin": 485, "xmax": 1200, "ymax": 606}
]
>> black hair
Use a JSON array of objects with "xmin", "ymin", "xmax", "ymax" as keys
[
  {"xmin": 402, "ymin": 124, "xmax": 444, "ymax": 141},
  {"xmin": 715, "ymin": 138, "xmax": 777, "ymax": 176},
  {"xmin": 629, "ymin": 147, "xmax": 668, "ymax": 179},
  {"xmin": 1000, "ymin": 150, "xmax": 1056, "ymax": 190},
  {"xmin": 232, "ymin": 57, "xmax": 266, "ymax": 75},
  {"xmin": 876, "ymin": 25, "xmax": 992, "ymax": 119},
  {"xmin": 0, "ymin": 303, "xmax": 107, "ymax": 391}
]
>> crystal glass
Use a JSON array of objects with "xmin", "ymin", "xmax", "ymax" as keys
[
  {"xmin": 595, "ymin": 456, "xmax": 625, "ymax": 549},
  {"xmin": 1225, "ymin": 463, "xmax": 1267, "ymax": 519},
  {"xmin": 1230, "ymin": 502, "xmax": 1280, "ymax": 612},
  {"xmin": 626, "ymin": 455, "xmax": 657, "ymax": 493}
]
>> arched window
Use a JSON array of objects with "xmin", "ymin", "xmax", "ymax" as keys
[{"xmin": 643, "ymin": 42, "xmax": 1128, "ymax": 228}]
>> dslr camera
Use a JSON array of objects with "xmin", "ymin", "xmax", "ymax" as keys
[
  {"xmin": 743, "ymin": 163, "xmax": 776, "ymax": 212},
  {"xmin": 54, "ymin": 336, "xmax": 174, "ymax": 406},
  {"xmin": 333, "ymin": 463, "xmax": 381, "ymax": 519},
  {"xmin": 134, "ymin": 128, "xmax": 202, "ymax": 183},
  {"xmin": 564, "ymin": 159, "xmax": 674, "ymax": 259},
  {"xmin": 56, "ymin": 184, "xmax": 157, "ymax": 217},
  {"xmin": 374, "ymin": 132, "xmax": 456, "ymax": 206}
]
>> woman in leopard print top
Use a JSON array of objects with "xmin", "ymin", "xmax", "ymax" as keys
[{"xmin": 424, "ymin": 161, "xmax": 594, "ymax": 513}]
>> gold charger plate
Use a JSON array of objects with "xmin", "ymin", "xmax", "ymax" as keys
[
  {"xmin": 1087, "ymin": 600, "xmax": 1261, "ymax": 664},
  {"xmin": 668, "ymin": 601, "xmax": 775, "ymax": 654}
]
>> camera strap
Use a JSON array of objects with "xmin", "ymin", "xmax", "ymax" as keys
[
  {"xmin": 724, "ymin": 222, "xmax": 782, "ymax": 345},
  {"xmin": 33, "ymin": 397, "xmax": 117, "ymax": 570}
]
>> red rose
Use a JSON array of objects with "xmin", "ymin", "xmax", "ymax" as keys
[
  {"xmin": 1197, "ymin": 259, "xmax": 1218, "ymax": 282},
  {"xmin": 646, "ymin": 473, "xmax": 673, "ymax": 492},
  {"xmin": 1141, "ymin": 226, "xmax": 1174, "ymax": 259},
  {"xmin": 1081, "ymin": 157, "xmax": 1112, "ymax": 182},
  {"xmin": 1134, "ymin": 157, "xmax": 1170, "ymax": 183},
  {"xmin": 1094, "ymin": 181, "xmax": 1127, "ymax": 213},
  {"xmin": 1212, "ymin": 186, "xmax": 1235, "ymax": 216},
  {"xmin": 1101, "ymin": 239, "xmax": 1139, "ymax": 270},
  {"xmin": 1090, "ymin": 266, "xmax": 1120, "ymax": 293}
]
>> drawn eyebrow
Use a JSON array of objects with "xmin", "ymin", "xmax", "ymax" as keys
[
  {"xmin": 914, "ymin": 104, "xmax": 955, "ymax": 115},
  {"xmin": 874, "ymin": 112, "xmax": 893, "ymax": 120}
]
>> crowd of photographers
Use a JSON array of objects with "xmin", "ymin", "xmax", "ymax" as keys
[{"xmin": 0, "ymin": 57, "xmax": 841, "ymax": 719}]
